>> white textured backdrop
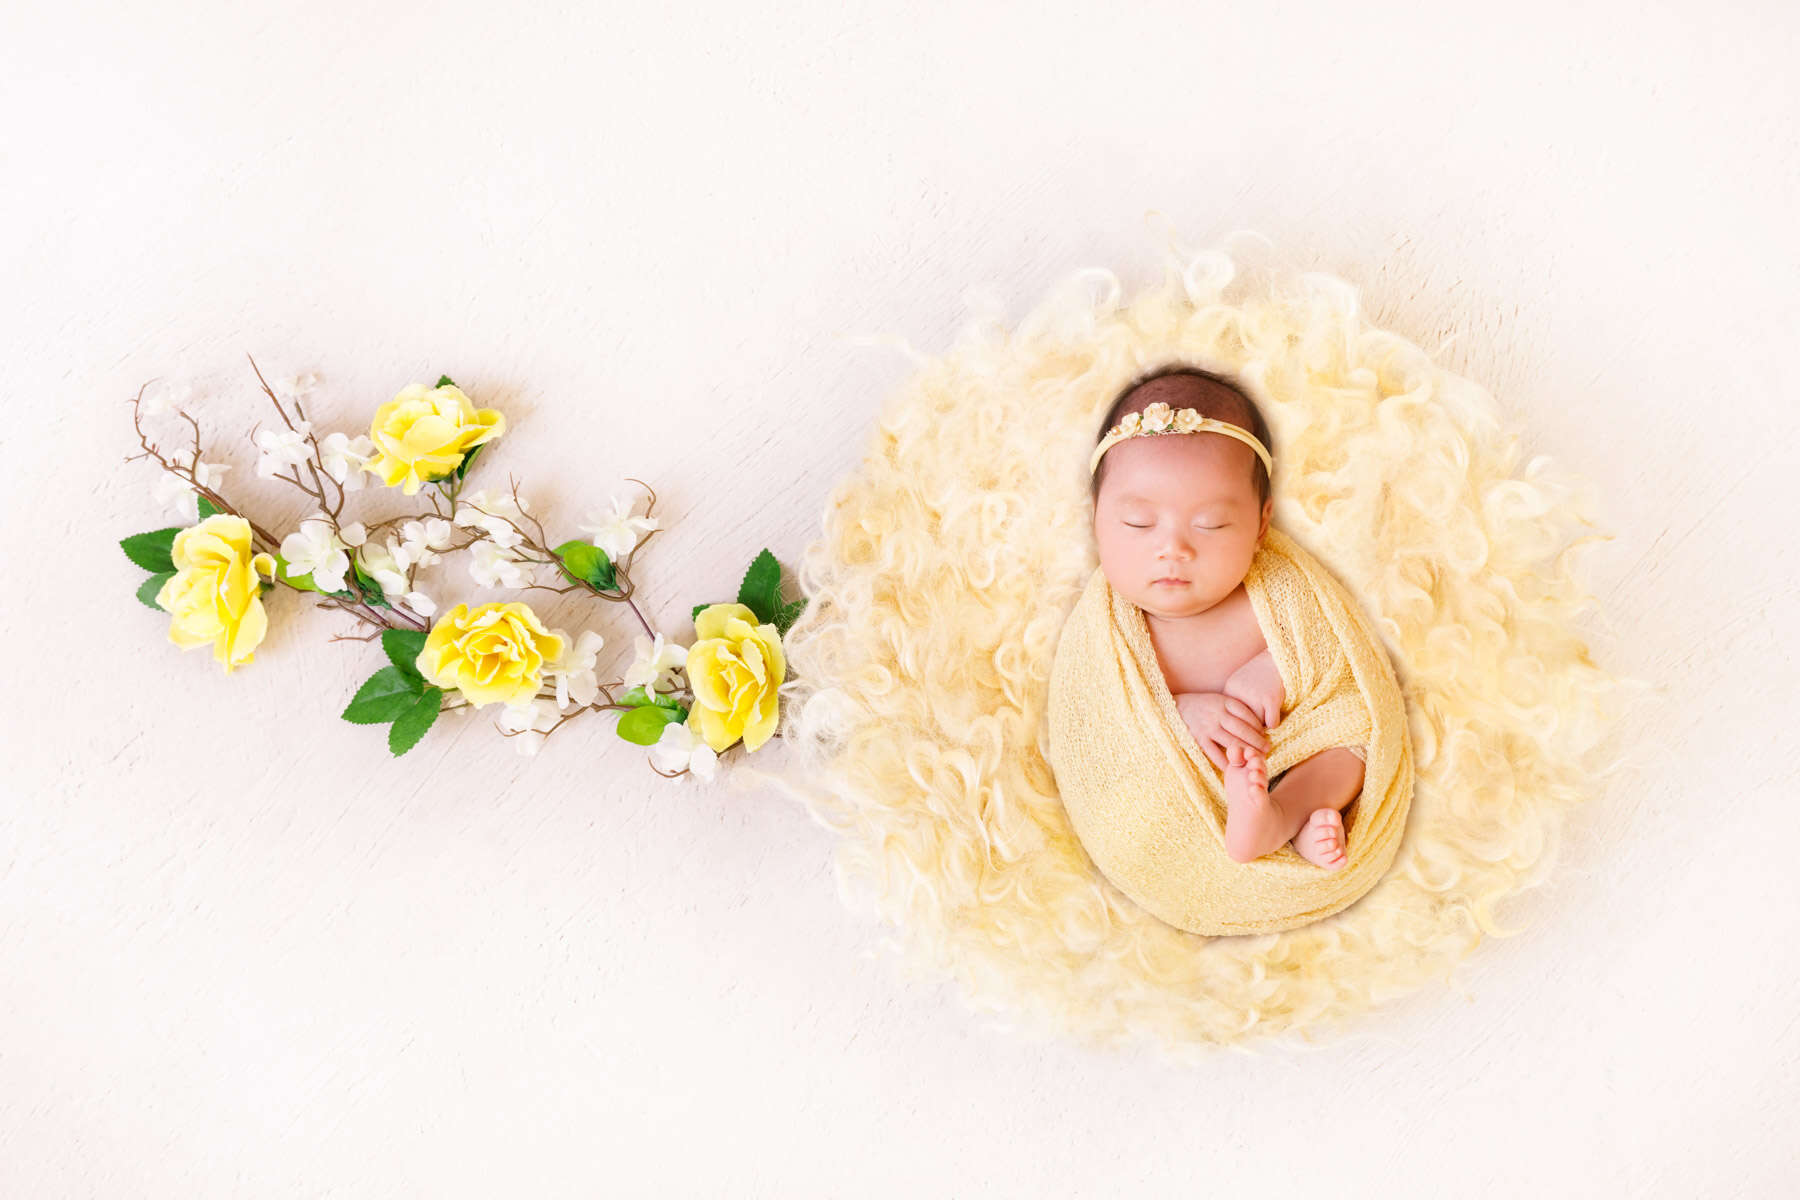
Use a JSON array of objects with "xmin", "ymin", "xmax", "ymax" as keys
[{"xmin": 5, "ymin": 1, "xmax": 1797, "ymax": 1196}]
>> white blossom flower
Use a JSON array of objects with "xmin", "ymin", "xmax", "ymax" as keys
[
  {"xmin": 152, "ymin": 472, "xmax": 192, "ymax": 515},
  {"xmin": 194, "ymin": 460, "xmax": 230, "ymax": 492},
  {"xmin": 141, "ymin": 378, "xmax": 194, "ymax": 417},
  {"xmin": 399, "ymin": 517, "xmax": 455, "ymax": 568},
  {"xmin": 649, "ymin": 721, "xmax": 718, "ymax": 780},
  {"xmin": 347, "ymin": 535, "xmax": 435, "ymax": 614},
  {"xmin": 467, "ymin": 538, "xmax": 533, "ymax": 589},
  {"xmin": 255, "ymin": 421, "xmax": 314, "ymax": 479},
  {"xmin": 355, "ymin": 537, "xmax": 412, "ymax": 598},
  {"xmin": 151, "ymin": 461, "xmax": 231, "ymax": 519},
  {"xmin": 578, "ymin": 488, "xmax": 660, "ymax": 562},
  {"xmin": 544, "ymin": 629, "xmax": 606, "ymax": 710},
  {"xmin": 318, "ymin": 431, "xmax": 377, "ymax": 491},
  {"xmin": 454, "ymin": 487, "xmax": 531, "ymax": 549},
  {"xmin": 496, "ymin": 698, "xmax": 560, "ymax": 757},
  {"xmin": 338, "ymin": 521, "xmax": 368, "ymax": 548},
  {"xmin": 279, "ymin": 513, "xmax": 353, "ymax": 593},
  {"xmin": 274, "ymin": 371, "xmax": 319, "ymax": 402},
  {"xmin": 622, "ymin": 631, "xmax": 688, "ymax": 694}
]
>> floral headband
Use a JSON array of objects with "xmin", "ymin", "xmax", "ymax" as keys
[{"xmin": 1089, "ymin": 400, "xmax": 1274, "ymax": 476}]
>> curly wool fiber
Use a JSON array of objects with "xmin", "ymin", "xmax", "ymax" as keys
[{"xmin": 728, "ymin": 236, "xmax": 1654, "ymax": 1054}]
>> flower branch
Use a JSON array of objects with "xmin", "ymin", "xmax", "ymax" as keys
[{"xmin": 122, "ymin": 362, "xmax": 806, "ymax": 776}]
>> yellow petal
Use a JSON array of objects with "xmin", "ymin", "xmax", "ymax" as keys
[
  {"xmin": 756, "ymin": 630, "xmax": 787, "ymax": 687},
  {"xmin": 737, "ymin": 638, "xmax": 766, "ymax": 686},
  {"xmin": 694, "ymin": 603, "xmax": 757, "ymax": 642},
  {"xmin": 742, "ymin": 691, "xmax": 779, "ymax": 752},
  {"xmin": 691, "ymin": 706, "xmax": 739, "ymax": 754},
  {"xmin": 399, "ymin": 414, "xmax": 455, "ymax": 454},
  {"xmin": 226, "ymin": 595, "xmax": 269, "ymax": 667}
]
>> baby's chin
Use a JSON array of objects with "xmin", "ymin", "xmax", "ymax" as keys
[
  {"xmin": 1126, "ymin": 580, "xmax": 1226, "ymax": 618},
  {"xmin": 1096, "ymin": 555, "xmax": 1250, "ymax": 614}
]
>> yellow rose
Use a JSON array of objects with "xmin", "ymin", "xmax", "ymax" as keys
[
  {"xmin": 366, "ymin": 382, "xmax": 506, "ymax": 495},
  {"xmin": 684, "ymin": 603, "xmax": 786, "ymax": 753},
  {"xmin": 417, "ymin": 601, "xmax": 563, "ymax": 708},
  {"xmin": 154, "ymin": 514, "xmax": 279, "ymax": 674}
]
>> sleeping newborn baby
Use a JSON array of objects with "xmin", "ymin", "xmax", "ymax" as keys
[{"xmin": 1089, "ymin": 367, "xmax": 1368, "ymax": 870}]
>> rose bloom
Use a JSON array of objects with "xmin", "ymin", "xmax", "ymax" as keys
[
  {"xmin": 154, "ymin": 514, "xmax": 279, "ymax": 674},
  {"xmin": 366, "ymin": 382, "xmax": 506, "ymax": 495},
  {"xmin": 684, "ymin": 603, "xmax": 785, "ymax": 753},
  {"xmin": 416, "ymin": 601, "xmax": 564, "ymax": 708}
]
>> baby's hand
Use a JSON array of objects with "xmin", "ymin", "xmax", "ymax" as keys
[
  {"xmin": 1174, "ymin": 692, "xmax": 1270, "ymax": 772},
  {"xmin": 1223, "ymin": 649, "xmax": 1285, "ymax": 731}
]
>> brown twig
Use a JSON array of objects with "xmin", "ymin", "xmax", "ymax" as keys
[
  {"xmin": 458, "ymin": 473, "xmax": 664, "ymax": 641},
  {"xmin": 124, "ymin": 381, "xmax": 282, "ymax": 552},
  {"xmin": 247, "ymin": 354, "xmax": 347, "ymax": 520}
]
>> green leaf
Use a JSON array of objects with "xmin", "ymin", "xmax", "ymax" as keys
[
  {"xmin": 342, "ymin": 665, "xmax": 422, "ymax": 724},
  {"xmin": 453, "ymin": 441, "xmax": 484, "ymax": 481},
  {"xmin": 774, "ymin": 595, "xmax": 807, "ymax": 637},
  {"xmin": 436, "ymin": 375, "xmax": 457, "ymax": 388},
  {"xmin": 553, "ymin": 540, "xmax": 617, "ymax": 590},
  {"xmin": 352, "ymin": 558, "xmax": 392, "ymax": 609},
  {"xmin": 388, "ymin": 687, "xmax": 443, "ymax": 756},
  {"xmin": 136, "ymin": 571, "xmax": 175, "ymax": 610},
  {"xmin": 120, "ymin": 527, "xmax": 181, "ymax": 573},
  {"xmin": 616, "ymin": 704, "xmax": 681, "ymax": 746},
  {"xmin": 737, "ymin": 548, "xmax": 782, "ymax": 625},
  {"xmin": 382, "ymin": 628, "xmax": 429, "ymax": 685},
  {"xmin": 195, "ymin": 495, "xmax": 220, "ymax": 519}
]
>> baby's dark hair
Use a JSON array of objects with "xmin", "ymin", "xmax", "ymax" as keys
[{"xmin": 1089, "ymin": 364, "xmax": 1274, "ymax": 508}]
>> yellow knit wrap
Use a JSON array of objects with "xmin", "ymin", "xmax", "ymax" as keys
[{"xmin": 1046, "ymin": 525, "xmax": 1415, "ymax": 936}]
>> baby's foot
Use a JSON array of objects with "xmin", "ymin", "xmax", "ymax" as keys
[
  {"xmin": 1223, "ymin": 748, "xmax": 1278, "ymax": 863},
  {"xmin": 1291, "ymin": 808, "xmax": 1348, "ymax": 870}
]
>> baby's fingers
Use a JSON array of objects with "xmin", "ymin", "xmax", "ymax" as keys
[
  {"xmin": 1224, "ymin": 712, "xmax": 1271, "ymax": 752},
  {"xmin": 1223, "ymin": 696, "xmax": 1263, "ymax": 727}
]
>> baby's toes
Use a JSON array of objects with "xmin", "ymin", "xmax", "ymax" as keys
[
  {"xmin": 1309, "ymin": 810, "xmax": 1341, "ymax": 843},
  {"xmin": 1323, "ymin": 813, "xmax": 1347, "ymax": 859}
]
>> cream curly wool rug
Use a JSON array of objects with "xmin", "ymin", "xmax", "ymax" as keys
[{"xmin": 729, "ymin": 235, "xmax": 1652, "ymax": 1053}]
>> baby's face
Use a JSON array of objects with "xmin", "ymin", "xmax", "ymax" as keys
[{"xmin": 1092, "ymin": 432, "xmax": 1272, "ymax": 622}]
